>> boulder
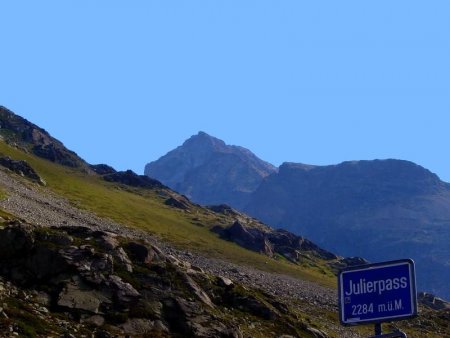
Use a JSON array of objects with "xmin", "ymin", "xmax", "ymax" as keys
[
  {"xmin": 217, "ymin": 276, "xmax": 234, "ymax": 288},
  {"xmin": 107, "ymin": 275, "xmax": 141, "ymax": 304},
  {"xmin": 82, "ymin": 314, "xmax": 105, "ymax": 327},
  {"xmin": 58, "ymin": 276, "xmax": 111, "ymax": 314},
  {"xmin": 36, "ymin": 231, "xmax": 74, "ymax": 246},
  {"xmin": 327, "ymin": 257, "xmax": 370, "ymax": 274},
  {"xmin": 97, "ymin": 234, "xmax": 119, "ymax": 250},
  {"xmin": 126, "ymin": 242, "xmax": 156, "ymax": 265},
  {"xmin": 165, "ymin": 196, "xmax": 190, "ymax": 210},
  {"xmin": 112, "ymin": 247, "xmax": 133, "ymax": 273},
  {"xmin": 120, "ymin": 318, "xmax": 156, "ymax": 335},
  {"xmin": 89, "ymin": 164, "xmax": 117, "ymax": 175},
  {"xmin": 181, "ymin": 272, "xmax": 215, "ymax": 308},
  {"xmin": 0, "ymin": 223, "xmax": 35, "ymax": 259},
  {"xmin": 0, "ymin": 156, "xmax": 46, "ymax": 185},
  {"xmin": 207, "ymin": 204, "xmax": 239, "ymax": 216}
]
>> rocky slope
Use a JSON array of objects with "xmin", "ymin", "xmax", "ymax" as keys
[
  {"xmin": 0, "ymin": 106, "xmax": 90, "ymax": 171},
  {"xmin": 244, "ymin": 161, "xmax": 450, "ymax": 300},
  {"xmin": 1, "ymin": 222, "xmax": 318, "ymax": 338},
  {"xmin": 0, "ymin": 161, "xmax": 447, "ymax": 337},
  {"xmin": 0, "ymin": 162, "xmax": 353, "ymax": 338},
  {"xmin": 144, "ymin": 132, "xmax": 276, "ymax": 209},
  {"xmin": 0, "ymin": 109, "xmax": 448, "ymax": 336}
]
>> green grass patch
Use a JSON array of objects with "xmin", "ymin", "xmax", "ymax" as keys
[
  {"xmin": 0, "ymin": 141, "xmax": 335, "ymax": 286},
  {"xmin": 0, "ymin": 187, "xmax": 7, "ymax": 200}
]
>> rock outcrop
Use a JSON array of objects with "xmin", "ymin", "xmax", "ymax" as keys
[
  {"xmin": 0, "ymin": 106, "xmax": 91, "ymax": 171},
  {"xmin": 103, "ymin": 170, "xmax": 165, "ymax": 189},
  {"xmin": 0, "ymin": 222, "xmax": 322, "ymax": 337},
  {"xmin": 213, "ymin": 219, "xmax": 337, "ymax": 263},
  {"xmin": 418, "ymin": 292, "xmax": 450, "ymax": 310},
  {"xmin": 165, "ymin": 195, "xmax": 191, "ymax": 210},
  {"xmin": 327, "ymin": 257, "xmax": 370, "ymax": 274},
  {"xmin": 0, "ymin": 156, "xmax": 46, "ymax": 185},
  {"xmin": 90, "ymin": 164, "xmax": 117, "ymax": 175}
]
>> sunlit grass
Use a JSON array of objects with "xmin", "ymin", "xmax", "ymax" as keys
[
  {"xmin": 0, "ymin": 187, "xmax": 7, "ymax": 200},
  {"xmin": 0, "ymin": 140, "xmax": 335, "ymax": 286}
]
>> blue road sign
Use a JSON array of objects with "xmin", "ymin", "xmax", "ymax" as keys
[{"xmin": 338, "ymin": 259, "xmax": 417, "ymax": 325}]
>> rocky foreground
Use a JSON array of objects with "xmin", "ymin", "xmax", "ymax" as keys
[
  {"xmin": 0, "ymin": 167, "xmax": 448, "ymax": 337},
  {"xmin": 0, "ymin": 165, "xmax": 358, "ymax": 338}
]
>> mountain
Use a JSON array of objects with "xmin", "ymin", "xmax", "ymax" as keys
[
  {"xmin": 0, "ymin": 108, "xmax": 448, "ymax": 336},
  {"xmin": 144, "ymin": 131, "xmax": 276, "ymax": 209},
  {"xmin": 0, "ymin": 105, "xmax": 90, "ymax": 171},
  {"xmin": 245, "ymin": 160, "xmax": 450, "ymax": 300},
  {"xmin": 0, "ymin": 107, "xmax": 371, "ymax": 337},
  {"xmin": 146, "ymin": 133, "xmax": 450, "ymax": 301}
]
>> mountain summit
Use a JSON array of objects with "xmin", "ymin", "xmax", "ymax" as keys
[
  {"xmin": 144, "ymin": 132, "xmax": 276, "ymax": 208},
  {"xmin": 145, "ymin": 134, "xmax": 450, "ymax": 300}
]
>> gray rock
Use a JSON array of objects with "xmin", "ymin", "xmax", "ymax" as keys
[
  {"xmin": 0, "ymin": 156, "xmax": 46, "ymax": 185},
  {"xmin": 120, "ymin": 318, "xmax": 155, "ymax": 335},
  {"xmin": 58, "ymin": 276, "xmax": 111, "ymax": 314},
  {"xmin": 82, "ymin": 314, "xmax": 105, "ymax": 327},
  {"xmin": 153, "ymin": 320, "xmax": 169, "ymax": 333},
  {"xmin": 34, "ymin": 291, "xmax": 51, "ymax": 307},
  {"xmin": 181, "ymin": 272, "xmax": 214, "ymax": 308},
  {"xmin": 107, "ymin": 275, "xmax": 140, "ymax": 303},
  {"xmin": 217, "ymin": 276, "xmax": 233, "ymax": 288},
  {"xmin": 165, "ymin": 196, "xmax": 190, "ymax": 210},
  {"xmin": 98, "ymin": 234, "xmax": 119, "ymax": 250},
  {"xmin": 126, "ymin": 242, "xmax": 156, "ymax": 265},
  {"xmin": 113, "ymin": 247, "xmax": 133, "ymax": 273}
]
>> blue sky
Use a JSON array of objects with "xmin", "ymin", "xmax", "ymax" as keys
[{"xmin": 1, "ymin": 1, "xmax": 449, "ymax": 180}]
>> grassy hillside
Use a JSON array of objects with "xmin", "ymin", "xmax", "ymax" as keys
[
  {"xmin": 0, "ymin": 140, "xmax": 334, "ymax": 286},
  {"xmin": 1, "ymin": 140, "xmax": 449, "ymax": 337}
]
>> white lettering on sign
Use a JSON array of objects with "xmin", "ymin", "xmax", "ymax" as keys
[{"xmin": 344, "ymin": 277, "xmax": 408, "ymax": 296}]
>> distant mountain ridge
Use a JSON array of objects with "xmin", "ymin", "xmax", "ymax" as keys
[
  {"xmin": 146, "ymin": 133, "xmax": 450, "ymax": 300},
  {"xmin": 244, "ymin": 160, "xmax": 450, "ymax": 298},
  {"xmin": 145, "ymin": 131, "xmax": 276, "ymax": 209}
]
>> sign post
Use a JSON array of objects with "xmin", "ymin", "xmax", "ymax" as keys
[{"xmin": 338, "ymin": 259, "xmax": 417, "ymax": 337}]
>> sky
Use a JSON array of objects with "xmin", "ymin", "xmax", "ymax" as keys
[{"xmin": 1, "ymin": 1, "xmax": 449, "ymax": 180}]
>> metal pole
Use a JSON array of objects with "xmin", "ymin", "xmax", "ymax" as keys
[
  {"xmin": 369, "ymin": 327, "xmax": 408, "ymax": 338},
  {"xmin": 375, "ymin": 323, "xmax": 382, "ymax": 336}
]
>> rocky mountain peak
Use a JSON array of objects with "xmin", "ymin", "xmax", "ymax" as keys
[
  {"xmin": 183, "ymin": 131, "xmax": 228, "ymax": 151},
  {"xmin": 144, "ymin": 132, "xmax": 276, "ymax": 209}
]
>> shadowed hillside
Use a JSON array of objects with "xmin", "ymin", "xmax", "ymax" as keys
[{"xmin": 244, "ymin": 161, "xmax": 450, "ymax": 299}]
